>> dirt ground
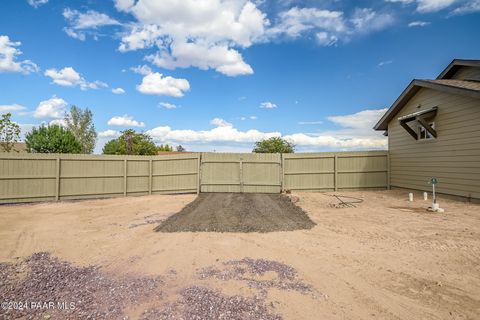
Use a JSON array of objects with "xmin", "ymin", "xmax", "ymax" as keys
[
  {"xmin": 0, "ymin": 190, "xmax": 479, "ymax": 319},
  {"xmin": 155, "ymin": 193, "xmax": 315, "ymax": 233}
]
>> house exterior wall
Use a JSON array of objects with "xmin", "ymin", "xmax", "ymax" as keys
[
  {"xmin": 451, "ymin": 66, "xmax": 480, "ymax": 81},
  {"xmin": 388, "ymin": 87, "xmax": 480, "ymax": 199}
]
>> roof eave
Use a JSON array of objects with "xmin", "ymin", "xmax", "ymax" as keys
[
  {"xmin": 374, "ymin": 79, "xmax": 480, "ymax": 131},
  {"xmin": 437, "ymin": 59, "xmax": 480, "ymax": 79}
]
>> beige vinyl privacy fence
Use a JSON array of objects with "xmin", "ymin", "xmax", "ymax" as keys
[{"xmin": 0, "ymin": 151, "xmax": 388, "ymax": 204}]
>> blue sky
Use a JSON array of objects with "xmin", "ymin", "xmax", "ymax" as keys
[{"xmin": 1, "ymin": 0, "xmax": 479, "ymax": 153}]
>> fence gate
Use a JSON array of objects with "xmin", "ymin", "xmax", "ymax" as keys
[{"xmin": 199, "ymin": 153, "xmax": 282, "ymax": 193}]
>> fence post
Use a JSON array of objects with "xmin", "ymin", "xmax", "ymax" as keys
[
  {"xmin": 386, "ymin": 152, "xmax": 391, "ymax": 190},
  {"xmin": 239, "ymin": 157, "xmax": 243, "ymax": 193},
  {"xmin": 123, "ymin": 158, "xmax": 127, "ymax": 196},
  {"xmin": 334, "ymin": 155, "xmax": 338, "ymax": 192},
  {"xmin": 197, "ymin": 153, "xmax": 201, "ymax": 194},
  {"xmin": 148, "ymin": 158, "xmax": 153, "ymax": 195},
  {"xmin": 55, "ymin": 157, "xmax": 61, "ymax": 201},
  {"xmin": 280, "ymin": 154, "xmax": 284, "ymax": 193}
]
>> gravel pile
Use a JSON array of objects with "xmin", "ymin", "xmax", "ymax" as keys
[
  {"xmin": 199, "ymin": 258, "xmax": 315, "ymax": 297},
  {"xmin": 141, "ymin": 286, "xmax": 281, "ymax": 320},
  {"xmin": 0, "ymin": 252, "xmax": 163, "ymax": 319}
]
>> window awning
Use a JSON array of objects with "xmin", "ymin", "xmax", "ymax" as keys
[{"xmin": 398, "ymin": 107, "xmax": 438, "ymax": 140}]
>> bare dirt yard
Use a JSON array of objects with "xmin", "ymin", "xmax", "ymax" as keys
[{"xmin": 0, "ymin": 190, "xmax": 479, "ymax": 319}]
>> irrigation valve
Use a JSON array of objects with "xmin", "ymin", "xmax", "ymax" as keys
[{"xmin": 427, "ymin": 177, "xmax": 444, "ymax": 213}]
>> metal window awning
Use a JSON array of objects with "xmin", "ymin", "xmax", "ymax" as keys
[{"xmin": 398, "ymin": 107, "xmax": 438, "ymax": 140}]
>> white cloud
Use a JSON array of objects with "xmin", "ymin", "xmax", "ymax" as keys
[
  {"xmin": 386, "ymin": 0, "xmax": 457, "ymax": 12},
  {"xmin": 145, "ymin": 108, "xmax": 387, "ymax": 151},
  {"xmin": 328, "ymin": 108, "xmax": 387, "ymax": 130},
  {"xmin": 408, "ymin": 21, "xmax": 430, "ymax": 27},
  {"xmin": 63, "ymin": 8, "xmax": 121, "ymax": 40},
  {"xmin": 112, "ymin": 87, "xmax": 125, "ymax": 94},
  {"xmin": 98, "ymin": 129, "xmax": 121, "ymax": 138},
  {"xmin": 44, "ymin": 67, "xmax": 108, "ymax": 90},
  {"xmin": 250, "ymin": 116, "xmax": 257, "ymax": 120},
  {"xmin": 107, "ymin": 115, "xmax": 145, "ymax": 127},
  {"xmin": 119, "ymin": 24, "xmax": 163, "ymax": 52},
  {"xmin": 268, "ymin": 7, "xmax": 346, "ymax": 39},
  {"xmin": 451, "ymin": 0, "xmax": 480, "ymax": 15},
  {"xmin": 378, "ymin": 60, "xmax": 393, "ymax": 67},
  {"xmin": 49, "ymin": 119, "xmax": 67, "ymax": 127},
  {"xmin": 146, "ymin": 41, "xmax": 254, "ymax": 76},
  {"xmin": 351, "ymin": 8, "xmax": 394, "ymax": 33},
  {"xmin": 0, "ymin": 35, "xmax": 39, "ymax": 74},
  {"xmin": 27, "ymin": 0, "xmax": 48, "ymax": 8},
  {"xmin": 33, "ymin": 96, "xmax": 68, "ymax": 119},
  {"xmin": 417, "ymin": 0, "xmax": 457, "ymax": 12},
  {"xmin": 269, "ymin": 7, "xmax": 393, "ymax": 46},
  {"xmin": 158, "ymin": 102, "xmax": 177, "ymax": 109},
  {"xmin": 116, "ymin": 0, "xmax": 267, "ymax": 76},
  {"xmin": 260, "ymin": 101, "xmax": 277, "ymax": 109},
  {"xmin": 136, "ymin": 72, "xmax": 190, "ymax": 97},
  {"xmin": 210, "ymin": 118, "xmax": 233, "ymax": 127},
  {"xmin": 130, "ymin": 64, "xmax": 153, "ymax": 75},
  {"xmin": 147, "ymin": 125, "xmax": 280, "ymax": 145},
  {"xmin": 0, "ymin": 104, "xmax": 26, "ymax": 113},
  {"xmin": 298, "ymin": 120, "xmax": 323, "ymax": 125}
]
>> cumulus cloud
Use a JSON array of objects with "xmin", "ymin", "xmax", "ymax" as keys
[
  {"xmin": 63, "ymin": 8, "xmax": 121, "ymax": 40},
  {"xmin": 107, "ymin": 115, "xmax": 145, "ymax": 127},
  {"xmin": 49, "ymin": 119, "xmax": 67, "ymax": 127},
  {"xmin": 260, "ymin": 101, "xmax": 277, "ymax": 109},
  {"xmin": 33, "ymin": 96, "xmax": 68, "ymax": 119},
  {"xmin": 0, "ymin": 104, "xmax": 26, "ymax": 112},
  {"xmin": 112, "ymin": 87, "xmax": 125, "ymax": 94},
  {"xmin": 136, "ymin": 72, "xmax": 190, "ymax": 97},
  {"xmin": 44, "ymin": 67, "xmax": 108, "ymax": 90},
  {"xmin": 145, "ymin": 41, "xmax": 254, "ymax": 76},
  {"xmin": 98, "ymin": 129, "xmax": 121, "ymax": 138},
  {"xmin": 210, "ymin": 118, "xmax": 233, "ymax": 127},
  {"xmin": 0, "ymin": 35, "xmax": 39, "ymax": 74},
  {"xmin": 116, "ymin": 0, "xmax": 267, "ymax": 76},
  {"xmin": 144, "ymin": 108, "xmax": 387, "ymax": 151},
  {"xmin": 158, "ymin": 102, "xmax": 177, "ymax": 109},
  {"xmin": 268, "ymin": 7, "xmax": 393, "ymax": 46},
  {"xmin": 27, "ymin": 0, "xmax": 48, "ymax": 8}
]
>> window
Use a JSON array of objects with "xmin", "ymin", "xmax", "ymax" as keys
[{"xmin": 419, "ymin": 122, "xmax": 435, "ymax": 140}]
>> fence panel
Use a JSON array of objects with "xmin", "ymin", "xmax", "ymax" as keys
[
  {"xmin": 0, "ymin": 151, "xmax": 387, "ymax": 203},
  {"xmin": 0, "ymin": 153, "xmax": 200, "ymax": 204},
  {"xmin": 283, "ymin": 151, "xmax": 388, "ymax": 192}
]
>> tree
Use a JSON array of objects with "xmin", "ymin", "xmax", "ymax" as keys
[
  {"xmin": 64, "ymin": 106, "xmax": 97, "ymax": 154},
  {"xmin": 176, "ymin": 145, "xmax": 186, "ymax": 152},
  {"xmin": 102, "ymin": 129, "xmax": 157, "ymax": 155},
  {"xmin": 157, "ymin": 144, "xmax": 173, "ymax": 152},
  {"xmin": 25, "ymin": 125, "xmax": 82, "ymax": 153},
  {"xmin": 0, "ymin": 113, "xmax": 21, "ymax": 152},
  {"xmin": 252, "ymin": 137, "xmax": 295, "ymax": 153}
]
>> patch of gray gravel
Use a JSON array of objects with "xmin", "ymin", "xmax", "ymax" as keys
[
  {"xmin": 198, "ymin": 258, "xmax": 317, "ymax": 298},
  {"xmin": 141, "ymin": 286, "xmax": 281, "ymax": 320},
  {"xmin": 0, "ymin": 252, "xmax": 163, "ymax": 319}
]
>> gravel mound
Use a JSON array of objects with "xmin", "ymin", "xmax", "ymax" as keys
[{"xmin": 155, "ymin": 193, "xmax": 316, "ymax": 233}]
